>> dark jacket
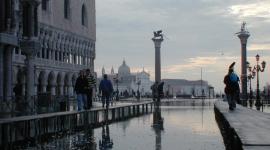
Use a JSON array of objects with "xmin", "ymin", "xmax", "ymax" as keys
[
  {"xmin": 99, "ymin": 79, "xmax": 113, "ymax": 96},
  {"xmin": 224, "ymin": 73, "xmax": 240, "ymax": 95},
  {"xmin": 224, "ymin": 74, "xmax": 232, "ymax": 94},
  {"xmin": 75, "ymin": 76, "xmax": 88, "ymax": 94}
]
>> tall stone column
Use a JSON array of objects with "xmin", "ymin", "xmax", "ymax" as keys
[
  {"xmin": 0, "ymin": 45, "xmax": 4, "ymax": 100},
  {"xmin": 237, "ymin": 22, "xmax": 250, "ymax": 106},
  {"xmin": 152, "ymin": 38, "xmax": 163, "ymax": 83},
  {"xmin": 4, "ymin": 46, "xmax": 13, "ymax": 100},
  {"xmin": 152, "ymin": 31, "xmax": 164, "ymax": 128},
  {"xmin": 20, "ymin": 0, "xmax": 40, "ymax": 113},
  {"xmin": 25, "ymin": 53, "xmax": 35, "ymax": 108}
]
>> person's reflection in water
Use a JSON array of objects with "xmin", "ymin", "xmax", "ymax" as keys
[
  {"xmin": 72, "ymin": 127, "xmax": 97, "ymax": 150},
  {"xmin": 99, "ymin": 110, "xmax": 113, "ymax": 149}
]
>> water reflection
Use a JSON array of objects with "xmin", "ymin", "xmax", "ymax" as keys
[
  {"xmin": 16, "ymin": 99, "xmax": 224, "ymax": 150},
  {"xmin": 99, "ymin": 110, "xmax": 113, "ymax": 150},
  {"xmin": 153, "ymin": 125, "xmax": 163, "ymax": 150}
]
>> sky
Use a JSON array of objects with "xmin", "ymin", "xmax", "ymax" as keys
[{"xmin": 95, "ymin": 0, "xmax": 270, "ymax": 92}]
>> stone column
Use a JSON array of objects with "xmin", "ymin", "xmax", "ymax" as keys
[
  {"xmin": 48, "ymin": 48, "xmax": 51, "ymax": 59},
  {"xmin": 25, "ymin": 53, "xmax": 35, "ymax": 105},
  {"xmin": 68, "ymin": 86, "xmax": 73, "ymax": 96},
  {"xmin": 0, "ymin": 45, "xmax": 3, "ymax": 100},
  {"xmin": 237, "ymin": 22, "xmax": 250, "ymax": 105},
  {"xmin": 52, "ymin": 49, "xmax": 55, "ymax": 61},
  {"xmin": 59, "ymin": 84, "xmax": 64, "ymax": 95},
  {"xmin": 152, "ymin": 38, "xmax": 163, "ymax": 83},
  {"xmin": 50, "ymin": 84, "xmax": 56, "ymax": 96},
  {"xmin": 42, "ymin": 84, "xmax": 47, "ymax": 93},
  {"xmin": 152, "ymin": 31, "xmax": 164, "ymax": 127},
  {"xmin": 4, "ymin": 46, "xmax": 13, "ymax": 101}
]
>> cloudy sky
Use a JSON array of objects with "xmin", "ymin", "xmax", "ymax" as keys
[{"xmin": 95, "ymin": 0, "xmax": 270, "ymax": 92}]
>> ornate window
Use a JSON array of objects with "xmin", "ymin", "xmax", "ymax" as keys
[
  {"xmin": 81, "ymin": 4, "xmax": 87, "ymax": 26},
  {"xmin": 64, "ymin": 0, "xmax": 70, "ymax": 19}
]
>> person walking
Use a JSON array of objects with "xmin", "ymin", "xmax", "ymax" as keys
[
  {"xmin": 74, "ymin": 70, "xmax": 88, "ymax": 111},
  {"xmin": 224, "ymin": 62, "xmax": 240, "ymax": 110},
  {"xmin": 85, "ymin": 69, "xmax": 96, "ymax": 109},
  {"xmin": 99, "ymin": 74, "xmax": 113, "ymax": 108}
]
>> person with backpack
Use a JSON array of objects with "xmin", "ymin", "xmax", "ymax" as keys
[
  {"xmin": 224, "ymin": 62, "xmax": 240, "ymax": 110},
  {"xmin": 99, "ymin": 74, "xmax": 113, "ymax": 108}
]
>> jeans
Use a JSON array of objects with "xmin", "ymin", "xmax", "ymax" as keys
[
  {"xmin": 102, "ymin": 94, "xmax": 110, "ymax": 108},
  {"xmin": 77, "ymin": 93, "xmax": 87, "ymax": 111}
]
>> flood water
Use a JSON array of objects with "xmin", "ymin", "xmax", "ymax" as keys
[{"xmin": 20, "ymin": 99, "xmax": 225, "ymax": 150}]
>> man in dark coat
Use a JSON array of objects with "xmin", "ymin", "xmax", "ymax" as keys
[
  {"xmin": 99, "ymin": 74, "xmax": 113, "ymax": 108},
  {"xmin": 74, "ymin": 70, "xmax": 88, "ymax": 111}
]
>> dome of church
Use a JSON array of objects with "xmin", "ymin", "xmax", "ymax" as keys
[{"xmin": 118, "ymin": 60, "xmax": 130, "ymax": 75}]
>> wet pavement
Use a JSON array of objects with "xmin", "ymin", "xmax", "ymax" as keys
[{"xmin": 16, "ymin": 99, "xmax": 225, "ymax": 150}]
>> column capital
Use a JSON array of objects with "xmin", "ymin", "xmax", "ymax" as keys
[{"xmin": 152, "ymin": 38, "xmax": 164, "ymax": 48}]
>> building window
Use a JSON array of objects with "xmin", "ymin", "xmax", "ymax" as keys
[
  {"xmin": 81, "ymin": 4, "xmax": 87, "ymax": 26},
  {"xmin": 64, "ymin": 0, "xmax": 70, "ymax": 19},
  {"xmin": 42, "ymin": 0, "xmax": 48, "ymax": 11}
]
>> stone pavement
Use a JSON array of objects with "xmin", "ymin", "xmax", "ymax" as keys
[{"xmin": 215, "ymin": 100, "xmax": 270, "ymax": 150}]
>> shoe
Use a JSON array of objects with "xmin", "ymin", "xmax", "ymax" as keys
[{"xmin": 229, "ymin": 107, "xmax": 234, "ymax": 111}]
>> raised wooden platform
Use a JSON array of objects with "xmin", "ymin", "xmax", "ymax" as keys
[{"xmin": 214, "ymin": 100, "xmax": 270, "ymax": 150}]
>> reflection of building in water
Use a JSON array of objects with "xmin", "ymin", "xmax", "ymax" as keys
[
  {"xmin": 98, "ymin": 60, "xmax": 153, "ymax": 96},
  {"xmin": 162, "ymin": 79, "xmax": 215, "ymax": 98}
]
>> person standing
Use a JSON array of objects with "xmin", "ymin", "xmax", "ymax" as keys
[
  {"xmin": 74, "ymin": 70, "xmax": 88, "ymax": 111},
  {"xmin": 224, "ymin": 62, "xmax": 240, "ymax": 110},
  {"xmin": 99, "ymin": 74, "xmax": 113, "ymax": 108},
  {"xmin": 85, "ymin": 69, "xmax": 96, "ymax": 109}
]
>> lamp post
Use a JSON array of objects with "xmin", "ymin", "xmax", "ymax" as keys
[
  {"xmin": 137, "ymin": 80, "xmax": 141, "ymax": 101},
  {"xmin": 253, "ymin": 54, "xmax": 266, "ymax": 111},
  {"xmin": 246, "ymin": 61, "xmax": 256, "ymax": 108},
  {"xmin": 114, "ymin": 74, "xmax": 119, "ymax": 101}
]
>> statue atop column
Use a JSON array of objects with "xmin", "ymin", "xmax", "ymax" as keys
[{"xmin": 153, "ymin": 30, "xmax": 163, "ymax": 40}]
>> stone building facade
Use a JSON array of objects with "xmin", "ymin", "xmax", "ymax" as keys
[
  {"xmin": 0, "ymin": 0, "xmax": 96, "ymax": 112},
  {"xmin": 99, "ymin": 60, "xmax": 154, "ymax": 96},
  {"xmin": 162, "ymin": 79, "xmax": 215, "ymax": 98}
]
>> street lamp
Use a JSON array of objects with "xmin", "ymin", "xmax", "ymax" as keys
[
  {"xmin": 114, "ymin": 74, "xmax": 119, "ymax": 101},
  {"xmin": 253, "ymin": 54, "xmax": 266, "ymax": 111},
  {"xmin": 137, "ymin": 80, "xmax": 141, "ymax": 100},
  {"xmin": 246, "ymin": 61, "xmax": 256, "ymax": 108}
]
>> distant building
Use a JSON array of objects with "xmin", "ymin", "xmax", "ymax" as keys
[
  {"xmin": 98, "ymin": 60, "xmax": 153, "ymax": 96},
  {"xmin": 162, "ymin": 79, "xmax": 215, "ymax": 98}
]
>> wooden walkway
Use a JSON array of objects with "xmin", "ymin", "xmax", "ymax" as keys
[
  {"xmin": 214, "ymin": 100, "xmax": 270, "ymax": 150},
  {"xmin": 0, "ymin": 101, "xmax": 153, "ymax": 148}
]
